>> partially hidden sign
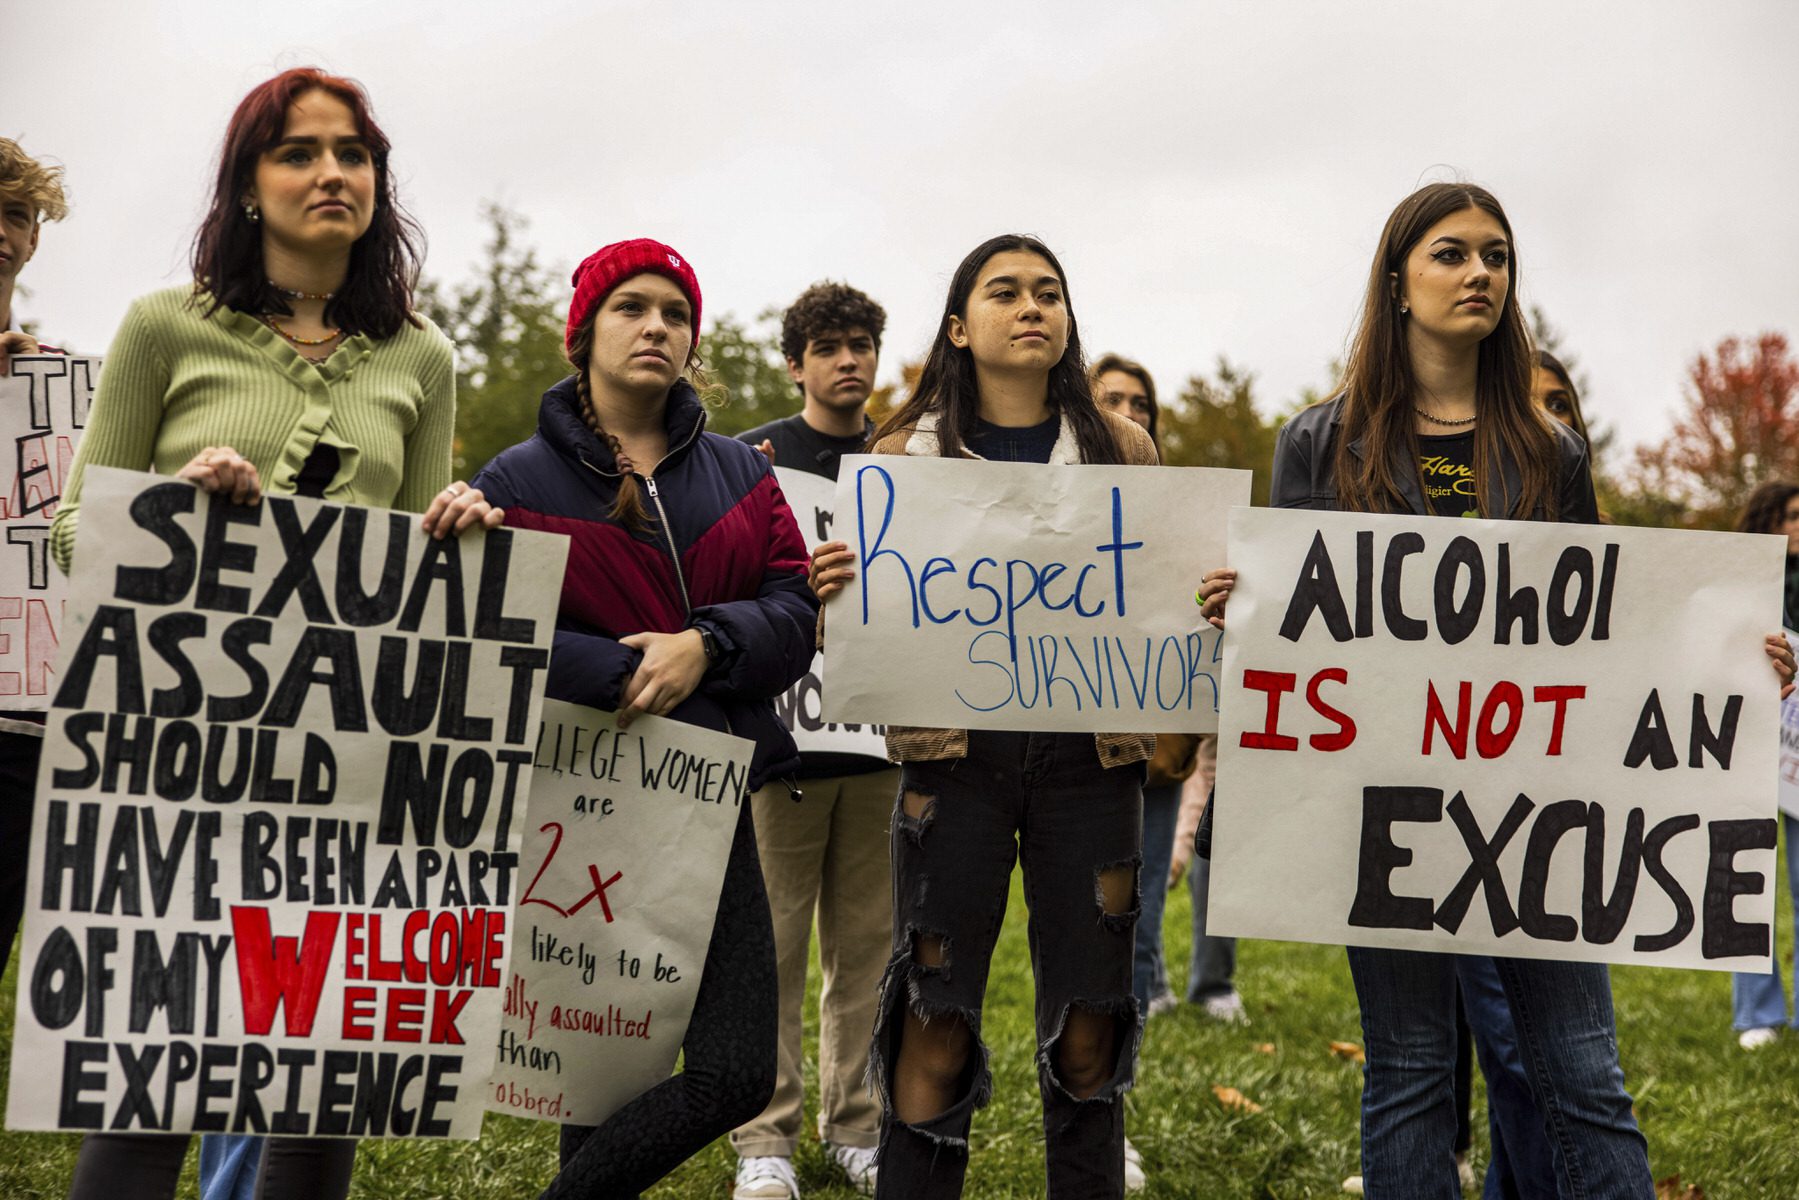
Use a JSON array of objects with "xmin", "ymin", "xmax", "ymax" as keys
[
  {"xmin": 488, "ymin": 698, "xmax": 751, "ymax": 1126},
  {"xmin": 772, "ymin": 467, "xmax": 885, "ymax": 761},
  {"xmin": 0, "ymin": 355, "xmax": 98, "ymax": 710},
  {"xmin": 1207, "ymin": 507, "xmax": 1783, "ymax": 972},
  {"xmin": 822, "ymin": 455, "xmax": 1248, "ymax": 733},
  {"xmin": 6, "ymin": 467, "xmax": 567, "ymax": 1138}
]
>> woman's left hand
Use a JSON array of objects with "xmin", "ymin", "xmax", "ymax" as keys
[
  {"xmin": 1765, "ymin": 631, "xmax": 1795, "ymax": 700},
  {"xmin": 617, "ymin": 630, "xmax": 709, "ymax": 728},
  {"xmin": 421, "ymin": 480, "xmax": 504, "ymax": 539}
]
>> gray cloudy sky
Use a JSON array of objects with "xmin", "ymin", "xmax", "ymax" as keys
[{"xmin": 10, "ymin": 1, "xmax": 1797, "ymax": 455}]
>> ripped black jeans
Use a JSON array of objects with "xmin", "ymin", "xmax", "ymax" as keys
[{"xmin": 872, "ymin": 731, "xmax": 1143, "ymax": 1200}]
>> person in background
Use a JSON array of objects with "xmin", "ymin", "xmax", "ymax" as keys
[
  {"xmin": 473, "ymin": 237, "xmax": 817, "ymax": 1197},
  {"xmin": 52, "ymin": 67, "xmax": 499, "ymax": 1200},
  {"xmin": 1731, "ymin": 479, "xmax": 1799, "ymax": 1049},
  {"xmin": 0, "ymin": 135, "xmax": 69, "ymax": 980},
  {"xmin": 1530, "ymin": 349, "xmax": 1590, "ymax": 444},
  {"xmin": 1093, "ymin": 351, "xmax": 1158, "ymax": 442},
  {"xmin": 1167, "ymin": 737, "xmax": 1246, "ymax": 1021},
  {"xmin": 813, "ymin": 234, "xmax": 1158, "ymax": 1199},
  {"xmin": 729, "ymin": 281, "xmax": 895, "ymax": 1200}
]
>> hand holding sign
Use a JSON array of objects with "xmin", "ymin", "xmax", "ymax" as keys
[
  {"xmin": 810, "ymin": 540, "xmax": 854, "ymax": 601},
  {"xmin": 175, "ymin": 445, "xmax": 262, "ymax": 504}
]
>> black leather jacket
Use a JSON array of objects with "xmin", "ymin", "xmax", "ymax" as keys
[{"xmin": 1270, "ymin": 396, "xmax": 1600, "ymax": 524}]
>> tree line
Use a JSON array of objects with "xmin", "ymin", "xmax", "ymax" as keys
[{"xmin": 427, "ymin": 205, "xmax": 1798, "ymax": 530}]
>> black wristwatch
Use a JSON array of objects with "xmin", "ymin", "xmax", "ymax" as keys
[{"xmin": 697, "ymin": 626, "xmax": 723, "ymax": 665}]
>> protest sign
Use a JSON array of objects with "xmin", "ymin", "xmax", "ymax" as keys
[
  {"xmin": 0, "ymin": 355, "xmax": 97, "ymax": 711},
  {"xmin": 7, "ymin": 467, "xmax": 568, "ymax": 1138},
  {"xmin": 1207, "ymin": 507, "xmax": 1783, "ymax": 971},
  {"xmin": 487, "ymin": 699, "xmax": 751, "ymax": 1125},
  {"xmin": 771, "ymin": 467, "xmax": 885, "ymax": 760},
  {"xmin": 822, "ymin": 455, "xmax": 1248, "ymax": 733},
  {"xmin": 1781, "ymin": 630, "xmax": 1799, "ymax": 821}
]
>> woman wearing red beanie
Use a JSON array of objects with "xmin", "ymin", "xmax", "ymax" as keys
[{"xmin": 472, "ymin": 238, "xmax": 816, "ymax": 1197}]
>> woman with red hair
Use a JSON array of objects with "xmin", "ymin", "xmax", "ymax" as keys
[{"xmin": 55, "ymin": 67, "xmax": 497, "ymax": 1200}]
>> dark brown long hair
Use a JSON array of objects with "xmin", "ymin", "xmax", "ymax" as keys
[
  {"xmin": 191, "ymin": 67, "xmax": 423, "ymax": 339},
  {"xmin": 874, "ymin": 234, "xmax": 1124, "ymax": 464},
  {"xmin": 1335, "ymin": 183, "xmax": 1557, "ymax": 517},
  {"xmin": 1737, "ymin": 481, "xmax": 1799, "ymax": 536}
]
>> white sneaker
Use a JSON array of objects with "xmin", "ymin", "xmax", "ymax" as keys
[
  {"xmin": 1342, "ymin": 1176, "xmax": 1364, "ymax": 1195},
  {"xmin": 1202, "ymin": 990, "xmax": 1248, "ymax": 1024},
  {"xmin": 826, "ymin": 1142, "xmax": 877, "ymax": 1196},
  {"xmin": 1739, "ymin": 1025, "xmax": 1780, "ymax": 1049},
  {"xmin": 1146, "ymin": 990, "xmax": 1179, "ymax": 1019},
  {"xmin": 1123, "ymin": 1136, "xmax": 1147, "ymax": 1191},
  {"xmin": 733, "ymin": 1155, "xmax": 800, "ymax": 1200}
]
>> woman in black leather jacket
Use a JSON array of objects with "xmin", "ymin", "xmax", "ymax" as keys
[{"xmin": 1197, "ymin": 182, "xmax": 1793, "ymax": 1200}]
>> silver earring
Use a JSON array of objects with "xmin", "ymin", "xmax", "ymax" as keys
[
  {"xmin": 242, "ymin": 201, "xmax": 260, "ymax": 222},
  {"xmin": 1399, "ymin": 302, "xmax": 1409, "ymax": 315}
]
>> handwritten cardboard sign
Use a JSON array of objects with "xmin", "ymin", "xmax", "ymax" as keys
[
  {"xmin": 6, "ymin": 467, "xmax": 567, "ymax": 1138},
  {"xmin": 822, "ymin": 455, "xmax": 1248, "ymax": 733},
  {"xmin": 1207, "ymin": 507, "xmax": 1783, "ymax": 971},
  {"xmin": 488, "ymin": 698, "xmax": 751, "ymax": 1126},
  {"xmin": 0, "ymin": 355, "xmax": 97, "ymax": 710},
  {"xmin": 772, "ymin": 467, "xmax": 885, "ymax": 761}
]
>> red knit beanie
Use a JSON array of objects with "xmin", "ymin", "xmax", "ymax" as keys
[{"xmin": 565, "ymin": 238, "xmax": 703, "ymax": 353}]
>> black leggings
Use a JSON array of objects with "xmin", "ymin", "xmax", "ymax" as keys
[
  {"xmin": 66, "ymin": 1133, "xmax": 354, "ymax": 1200},
  {"xmin": 544, "ymin": 800, "xmax": 778, "ymax": 1198}
]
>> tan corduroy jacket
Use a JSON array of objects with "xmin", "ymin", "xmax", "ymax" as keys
[{"xmin": 818, "ymin": 408, "xmax": 1160, "ymax": 768}]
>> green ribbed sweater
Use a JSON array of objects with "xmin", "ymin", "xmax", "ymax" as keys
[{"xmin": 51, "ymin": 285, "xmax": 455, "ymax": 573}]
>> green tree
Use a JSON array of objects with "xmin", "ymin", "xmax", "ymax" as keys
[
  {"xmin": 1158, "ymin": 357, "xmax": 1283, "ymax": 505},
  {"xmin": 418, "ymin": 203, "xmax": 569, "ymax": 481},
  {"xmin": 699, "ymin": 308, "xmax": 799, "ymax": 438}
]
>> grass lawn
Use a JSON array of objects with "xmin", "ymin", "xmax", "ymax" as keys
[{"xmin": 3, "ymin": 852, "xmax": 1795, "ymax": 1198}]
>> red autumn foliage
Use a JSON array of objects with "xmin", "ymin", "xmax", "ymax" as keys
[{"xmin": 1633, "ymin": 332, "xmax": 1799, "ymax": 527}]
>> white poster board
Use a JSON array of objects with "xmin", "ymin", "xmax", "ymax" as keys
[
  {"xmin": 488, "ymin": 698, "xmax": 751, "ymax": 1126},
  {"xmin": 0, "ymin": 355, "xmax": 97, "ymax": 710},
  {"xmin": 1208, "ymin": 507, "xmax": 1783, "ymax": 971},
  {"xmin": 822, "ymin": 456, "xmax": 1248, "ymax": 733},
  {"xmin": 772, "ymin": 467, "xmax": 885, "ymax": 761},
  {"xmin": 7, "ymin": 467, "xmax": 568, "ymax": 1138}
]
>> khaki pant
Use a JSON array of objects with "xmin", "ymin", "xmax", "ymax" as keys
[{"xmin": 731, "ymin": 768, "xmax": 897, "ymax": 1156}]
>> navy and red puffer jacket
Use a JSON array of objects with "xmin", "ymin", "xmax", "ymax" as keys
[{"xmin": 472, "ymin": 376, "xmax": 818, "ymax": 791}]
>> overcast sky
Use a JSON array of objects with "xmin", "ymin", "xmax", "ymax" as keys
[{"xmin": 10, "ymin": 1, "xmax": 1797, "ymax": 456}]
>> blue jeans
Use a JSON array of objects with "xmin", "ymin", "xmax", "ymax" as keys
[
  {"xmin": 1132, "ymin": 784, "xmax": 1181, "ymax": 1009},
  {"xmin": 198, "ymin": 1135, "xmax": 261, "ymax": 1200},
  {"xmin": 1184, "ymin": 849, "xmax": 1236, "ymax": 1003},
  {"xmin": 1730, "ymin": 813, "xmax": 1799, "ymax": 1031},
  {"xmin": 1347, "ymin": 947, "xmax": 1650, "ymax": 1200},
  {"xmin": 1457, "ymin": 957, "xmax": 1561, "ymax": 1200}
]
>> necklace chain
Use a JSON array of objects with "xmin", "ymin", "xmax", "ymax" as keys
[
  {"xmin": 263, "ymin": 313, "xmax": 341, "ymax": 348},
  {"xmin": 1414, "ymin": 406, "xmax": 1477, "ymax": 427},
  {"xmin": 268, "ymin": 280, "xmax": 335, "ymax": 301}
]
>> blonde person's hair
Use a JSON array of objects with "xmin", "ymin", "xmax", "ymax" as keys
[{"xmin": 0, "ymin": 138, "xmax": 69, "ymax": 223}]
